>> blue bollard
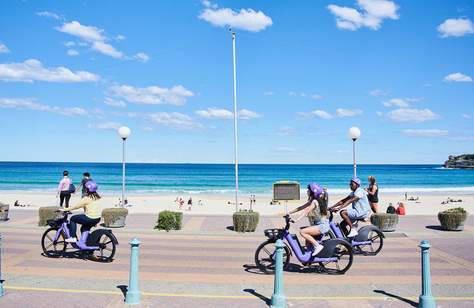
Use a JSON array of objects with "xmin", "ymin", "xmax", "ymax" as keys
[
  {"xmin": 419, "ymin": 240, "xmax": 436, "ymax": 308},
  {"xmin": 125, "ymin": 238, "xmax": 141, "ymax": 305},
  {"xmin": 0, "ymin": 233, "xmax": 3, "ymax": 297},
  {"xmin": 270, "ymin": 239, "xmax": 287, "ymax": 308}
]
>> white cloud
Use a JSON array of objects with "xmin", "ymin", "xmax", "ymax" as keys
[
  {"xmin": 109, "ymin": 84, "xmax": 194, "ymax": 106},
  {"xmin": 437, "ymin": 18, "xmax": 474, "ymax": 37},
  {"xmin": 0, "ymin": 43, "xmax": 10, "ymax": 53},
  {"xmin": 104, "ymin": 97, "xmax": 126, "ymax": 108},
  {"xmin": 64, "ymin": 41, "xmax": 76, "ymax": 47},
  {"xmin": 387, "ymin": 108, "xmax": 439, "ymax": 123},
  {"xmin": 115, "ymin": 35, "xmax": 126, "ymax": 41},
  {"xmin": 202, "ymin": 0, "xmax": 218, "ymax": 9},
  {"xmin": 57, "ymin": 21, "xmax": 105, "ymax": 42},
  {"xmin": 276, "ymin": 147, "xmax": 296, "ymax": 153},
  {"xmin": 335, "ymin": 108, "xmax": 363, "ymax": 117},
  {"xmin": 96, "ymin": 121, "xmax": 122, "ymax": 130},
  {"xmin": 133, "ymin": 52, "xmax": 150, "ymax": 63},
  {"xmin": 327, "ymin": 0, "xmax": 399, "ymax": 31},
  {"xmin": 0, "ymin": 97, "xmax": 87, "ymax": 116},
  {"xmin": 289, "ymin": 91, "xmax": 322, "ymax": 100},
  {"xmin": 278, "ymin": 126, "xmax": 295, "ymax": 136},
  {"xmin": 91, "ymin": 41, "xmax": 123, "ymax": 59},
  {"xmin": 264, "ymin": 91, "xmax": 275, "ymax": 96},
  {"xmin": 310, "ymin": 94, "xmax": 323, "ymax": 100},
  {"xmin": 67, "ymin": 49, "xmax": 79, "ymax": 56},
  {"xmin": 309, "ymin": 110, "xmax": 334, "ymax": 119},
  {"xmin": 147, "ymin": 112, "xmax": 201, "ymax": 130},
  {"xmin": 238, "ymin": 109, "xmax": 261, "ymax": 119},
  {"xmin": 196, "ymin": 108, "xmax": 233, "ymax": 120},
  {"xmin": 402, "ymin": 129, "xmax": 448, "ymax": 137},
  {"xmin": 382, "ymin": 97, "xmax": 421, "ymax": 108},
  {"xmin": 36, "ymin": 11, "xmax": 63, "ymax": 20},
  {"xmin": 0, "ymin": 59, "xmax": 99, "ymax": 83},
  {"xmin": 370, "ymin": 89, "xmax": 386, "ymax": 97},
  {"xmin": 462, "ymin": 114, "xmax": 472, "ymax": 119},
  {"xmin": 199, "ymin": 7, "xmax": 273, "ymax": 32},
  {"xmin": 443, "ymin": 72, "xmax": 472, "ymax": 82}
]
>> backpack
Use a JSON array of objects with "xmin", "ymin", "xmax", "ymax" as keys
[
  {"xmin": 386, "ymin": 205, "xmax": 396, "ymax": 214},
  {"xmin": 68, "ymin": 183, "xmax": 76, "ymax": 194}
]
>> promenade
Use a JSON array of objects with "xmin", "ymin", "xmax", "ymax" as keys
[{"xmin": 1, "ymin": 209, "xmax": 474, "ymax": 307}]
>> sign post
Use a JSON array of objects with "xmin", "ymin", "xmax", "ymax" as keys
[{"xmin": 272, "ymin": 181, "xmax": 300, "ymax": 214}]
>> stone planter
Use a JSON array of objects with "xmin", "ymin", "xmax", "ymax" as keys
[
  {"xmin": 38, "ymin": 206, "xmax": 61, "ymax": 226},
  {"xmin": 233, "ymin": 211, "xmax": 259, "ymax": 232},
  {"xmin": 438, "ymin": 208, "xmax": 468, "ymax": 231},
  {"xmin": 370, "ymin": 213, "xmax": 399, "ymax": 232},
  {"xmin": 0, "ymin": 203, "xmax": 9, "ymax": 221},
  {"xmin": 102, "ymin": 208, "xmax": 128, "ymax": 228}
]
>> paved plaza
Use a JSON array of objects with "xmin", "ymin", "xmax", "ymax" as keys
[{"xmin": 1, "ymin": 210, "xmax": 474, "ymax": 307}]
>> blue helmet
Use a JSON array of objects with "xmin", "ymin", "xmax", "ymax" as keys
[{"xmin": 307, "ymin": 182, "xmax": 323, "ymax": 197}]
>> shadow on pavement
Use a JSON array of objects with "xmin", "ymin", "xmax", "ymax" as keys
[
  {"xmin": 373, "ymin": 289, "xmax": 417, "ymax": 307},
  {"xmin": 117, "ymin": 285, "xmax": 128, "ymax": 300},
  {"xmin": 425, "ymin": 225, "xmax": 447, "ymax": 231},
  {"xmin": 226, "ymin": 226, "xmax": 234, "ymax": 231},
  {"xmin": 243, "ymin": 263, "xmax": 327, "ymax": 275},
  {"xmin": 243, "ymin": 288, "xmax": 270, "ymax": 305}
]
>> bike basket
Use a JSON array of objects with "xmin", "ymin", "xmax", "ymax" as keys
[
  {"xmin": 47, "ymin": 217, "xmax": 64, "ymax": 227},
  {"xmin": 264, "ymin": 228, "xmax": 283, "ymax": 240}
]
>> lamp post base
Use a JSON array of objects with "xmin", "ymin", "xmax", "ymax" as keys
[{"xmin": 419, "ymin": 295, "xmax": 436, "ymax": 308}]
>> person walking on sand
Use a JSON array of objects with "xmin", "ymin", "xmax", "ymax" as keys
[
  {"xmin": 187, "ymin": 197, "xmax": 193, "ymax": 211},
  {"xmin": 77, "ymin": 172, "xmax": 92, "ymax": 198},
  {"xmin": 57, "ymin": 170, "xmax": 74, "ymax": 208},
  {"xmin": 365, "ymin": 176, "xmax": 379, "ymax": 213}
]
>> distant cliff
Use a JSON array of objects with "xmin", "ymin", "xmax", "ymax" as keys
[{"xmin": 444, "ymin": 154, "xmax": 474, "ymax": 169}]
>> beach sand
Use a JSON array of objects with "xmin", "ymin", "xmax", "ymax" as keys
[{"xmin": 0, "ymin": 191, "xmax": 473, "ymax": 216}]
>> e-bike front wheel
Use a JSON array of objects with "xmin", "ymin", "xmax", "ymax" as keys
[
  {"xmin": 41, "ymin": 227, "xmax": 67, "ymax": 258},
  {"xmin": 91, "ymin": 232, "xmax": 116, "ymax": 262},
  {"xmin": 319, "ymin": 241, "xmax": 353, "ymax": 274},
  {"xmin": 357, "ymin": 229, "xmax": 384, "ymax": 256},
  {"xmin": 254, "ymin": 240, "xmax": 290, "ymax": 274}
]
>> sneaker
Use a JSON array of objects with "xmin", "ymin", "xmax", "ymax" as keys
[
  {"xmin": 347, "ymin": 229, "xmax": 358, "ymax": 238},
  {"xmin": 65, "ymin": 237, "xmax": 77, "ymax": 243},
  {"xmin": 312, "ymin": 244, "xmax": 324, "ymax": 257}
]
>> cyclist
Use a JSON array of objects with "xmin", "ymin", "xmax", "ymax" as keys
[
  {"xmin": 329, "ymin": 177, "xmax": 371, "ymax": 237},
  {"xmin": 288, "ymin": 182, "xmax": 329, "ymax": 256},
  {"xmin": 60, "ymin": 181, "xmax": 101, "ymax": 243}
]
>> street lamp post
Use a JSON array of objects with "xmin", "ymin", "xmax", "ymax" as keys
[
  {"xmin": 118, "ymin": 126, "xmax": 131, "ymax": 208},
  {"xmin": 348, "ymin": 127, "xmax": 361, "ymax": 178},
  {"xmin": 231, "ymin": 30, "xmax": 239, "ymax": 212}
]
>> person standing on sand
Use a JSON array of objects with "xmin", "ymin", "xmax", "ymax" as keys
[
  {"xmin": 366, "ymin": 176, "xmax": 379, "ymax": 213},
  {"xmin": 57, "ymin": 170, "xmax": 73, "ymax": 208},
  {"xmin": 187, "ymin": 197, "xmax": 192, "ymax": 211},
  {"xmin": 77, "ymin": 172, "xmax": 92, "ymax": 198}
]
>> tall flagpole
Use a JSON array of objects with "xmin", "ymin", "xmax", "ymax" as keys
[{"xmin": 231, "ymin": 30, "xmax": 239, "ymax": 212}]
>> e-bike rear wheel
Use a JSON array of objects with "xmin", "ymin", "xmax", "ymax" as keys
[
  {"xmin": 357, "ymin": 229, "xmax": 383, "ymax": 255},
  {"xmin": 319, "ymin": 241, "xmax": 353, "ymax": 274},
  {"xmin": 91, "ymin": 232, "xmax": 116, "ymax": 262},
  {"xmin": 255, "ymin": 240, "xmax": 290, "ymax": 274},
  {"xmin": 41, "ymin": 227, "xmax": 67, "ymax": 258}
]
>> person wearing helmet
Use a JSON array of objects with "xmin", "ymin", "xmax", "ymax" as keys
[
  {"xmin": 288, "ymin": 182, "xmax": 329, "ymax": 257},
  {"xmin": 329, "ymin": 177, "xmax": 371, "ymax": 237},
  {"xmin": 60, "ymin": 180, "xmax": 102, "ymax": 243}
]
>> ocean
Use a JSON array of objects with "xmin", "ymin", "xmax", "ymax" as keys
[{"xmin": 0, "ymin": 162, "xmax": 473, "ymax": 195}]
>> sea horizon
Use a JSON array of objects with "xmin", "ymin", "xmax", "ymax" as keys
[{"xmin": 1, "ymin": 161, "xmax": 473, "ymax": 195}]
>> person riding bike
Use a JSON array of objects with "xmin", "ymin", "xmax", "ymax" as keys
[
  {"xmin": 329, "ymin": 177, "xmax": 371, "ymax": 238},
  {"xmin": 60, "ymin": 180, "xmax": 101, "ymax": 243},
  {"xmin": 288, "ymin": 182, "xmax": 329, "ymax": 256}
]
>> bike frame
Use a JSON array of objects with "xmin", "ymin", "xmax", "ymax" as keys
[
  {"xmin": 328, "ymin": 217, "xmax": 372, "ymax": 246},
  {"xmin": 53, "ymin": 218, "xmax": 99, "ymax": 250}
]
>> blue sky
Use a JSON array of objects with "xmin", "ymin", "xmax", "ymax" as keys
[{"xmin": 0, "ymin": 0, "xmax": 473, "ymax": 164}]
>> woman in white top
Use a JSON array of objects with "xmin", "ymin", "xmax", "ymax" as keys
[{"xmin": 57, "ymin": 170, "xmax": 73, "ymax": 208}]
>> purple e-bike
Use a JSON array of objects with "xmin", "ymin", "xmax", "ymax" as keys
[
  {"xmin": 325, "ymin": 210, "xmax": 384, "ymax": 256},
  {"xmin": 41, "ymin": 211, "xmax": 118, "ymax": 262},
  {"xmin": 255, "ymin": 215, "xmax": 353, "ymax": 275}
]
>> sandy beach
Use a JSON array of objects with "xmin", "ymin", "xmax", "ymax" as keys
[{"xmin": 1, "ymin": 190, "xmax": 472, "ymax": 216}]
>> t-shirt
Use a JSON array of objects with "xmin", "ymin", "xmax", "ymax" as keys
[
  {"xmin": 58, "ymin": 177, "xmax": 72, "ymax": 193},
  {"xmin": 349, "ymin": 187, "xmax": 371, "ymax": 215},
  {"xmin": 69, "ymin": 196, "xmax": 101, "ymax": 219}
]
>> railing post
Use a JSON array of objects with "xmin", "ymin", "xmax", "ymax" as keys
[
  {"xmin": 125, "ymin": 238, "xmax": 141, "ymax": 305},
  {"xmin": 419, "ymin": 240, "xmax": 436, "ymax": 308},
  {"xmin": 0, "ymin": 233, "xmax": 3, "ymax": 297},
  {"xmin": 270, "ymin": 239, "xmax": 287, "ymax": 308}
]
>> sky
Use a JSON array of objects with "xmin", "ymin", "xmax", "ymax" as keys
[{"xmin": 0, "ymin": 0, "xmax": 473, "ymax": 164}]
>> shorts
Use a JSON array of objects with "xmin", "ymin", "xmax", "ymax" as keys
[
  {"xmin": 347, "ymin": 208, "xmax": 368, "ymax": 222},
  {"xmin": 313, "ymin": 218, "xmax": 330, "ymax": 234}
]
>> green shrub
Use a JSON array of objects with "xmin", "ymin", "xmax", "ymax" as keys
[
  {"xmin": 233, "ymin": 211, "xmax": 260, "ymax": 232},
  {"xmin": 438, "ymin": 207, "xmax": 468, "ymax": 231},
  {"xmin": 155, "ymin": 211, "xmax": 183, "ymax": 231},
  {"xmin": 38, "ymin": 206, "xmax": 61, "ymax": 226},
  {"xmin": 370, "ymin": 213, "xmax": 399, "ymax": 232},
  {"xmin": 102, "ymin": 208, "xmax": 128, "ymax": 227}
]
